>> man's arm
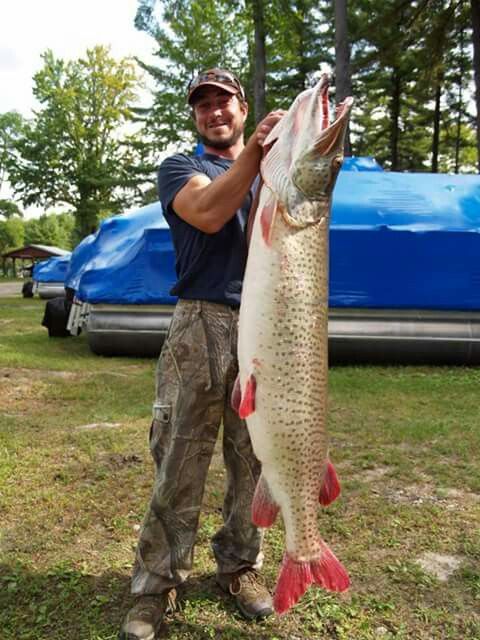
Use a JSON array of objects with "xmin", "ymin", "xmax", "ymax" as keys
[{"xmin": 172, "ymin": 111, "xmax": 284, "ymax": 234}]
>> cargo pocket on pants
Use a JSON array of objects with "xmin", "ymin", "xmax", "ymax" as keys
[{"xmin": 149, "ymin": 403, "xmax": 172, "ymax": 467}]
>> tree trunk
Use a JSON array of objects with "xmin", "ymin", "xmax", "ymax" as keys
[
  {"xmin": 454, "ymin": 24, "xmax": 465, "ymax": 174},
  {"xmin": 471, "ymin": 0, "xmax": 480, "ymax": 172},
  {"xmin": 334, "ymin": 0, "xmax": 352, "ymax": 155},
  {"xmin": 390, "ymin": 69, "xmax": 401, "ymax": 170},
  {"xmin": 431, "ymin": 81, "xmax": 442, "ymax": 173},
  {"xmin": 250, "ymin": 0, "xmax": 267, "ymax": 124}
]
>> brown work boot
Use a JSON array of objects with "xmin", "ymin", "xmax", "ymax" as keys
[
  {"xmin": 118, "ymin": 590, "xmax": 176, "ymax": 640},
  {"xmin": 217, "ymin": 569, "xmax": 273, "ymax": 620}
]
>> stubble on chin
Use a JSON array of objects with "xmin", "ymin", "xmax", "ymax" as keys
[{"xmin": 199, "ymin": 126, "xmax": 244, "ymax": 150}]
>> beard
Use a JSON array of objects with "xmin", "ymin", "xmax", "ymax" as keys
[{"xmin": 198, "ymin": 123, "xmax": 244, "ymax": 150}]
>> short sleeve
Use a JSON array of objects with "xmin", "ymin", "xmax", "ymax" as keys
[{"xmin": 157, "ymin": 154, "xmax": 207, "ymax": 214}]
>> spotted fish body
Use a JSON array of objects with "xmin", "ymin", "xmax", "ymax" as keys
[{"xmin": 234, "ymin": 75, "xmax": 353, "ymax": 614}]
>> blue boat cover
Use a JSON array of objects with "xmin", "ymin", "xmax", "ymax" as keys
[
  {"xmin": 330, "ymin": 171, "xmax": 480, "ymax": 310},
  {"xmin": 341, "ymin": 156, "xmax": 383, "ymax": 172},
  {"xmin": 71, "ymin": 162, "xmax": 480, "ymax": 312},
  {"xmin": 65, "ymin": 233, "xmax": 96, "ymax": 291},
  {"xmin": 33, "ymin": 253, "xmax": 71, "ymax": 283},
  {"xmin": 74, "ymin": 202, "xmax": 177, "ymax": 305}
]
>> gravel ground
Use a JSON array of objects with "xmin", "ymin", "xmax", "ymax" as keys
[{"xmin": 0, "ymin": 282, "xmax": 23, "ymax": 297}]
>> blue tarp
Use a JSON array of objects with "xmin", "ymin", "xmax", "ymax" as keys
[
  {"xmin": 69, "ymin": 160, "xmax": 480, "ymax": 312},
  {"xmin": 65, "ymin": 233, "xmax": 96, "ymax": 291},
  {"xmin": 341, "ymin": 156, "xmax": 383, "ymax": 172},
  {"xmin": 329, "ymin": 171, "xmax": 480, "ymax": 310},
  {"xmin": 32, "ymin": 253, "xmax": 71, "ymax": 283},
  {"xmin": 73, "ymin": 202, "xmax": 177, "ymax": 305}
]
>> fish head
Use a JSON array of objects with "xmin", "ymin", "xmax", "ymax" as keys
[
  {"xmin": 261, "ymin": 74, "xmax": 353, "ymax": 218},
  {"xmin": 291, "ymin": 96, "xmax": 352, "ymax": 201}
]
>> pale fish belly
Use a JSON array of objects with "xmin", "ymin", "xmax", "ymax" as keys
[{"xmin": 238, "ymin": 200, "xmax": 330, "ymax": 560}]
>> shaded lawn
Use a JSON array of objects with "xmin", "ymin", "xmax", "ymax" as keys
[{"xmin": 0, "ymin": 296, "xmax": 479, "ymax": 639}]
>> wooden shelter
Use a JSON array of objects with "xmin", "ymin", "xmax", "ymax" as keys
[{"xmin": 1, "ymin": 244, "xmax": 70, "ymax": 277}]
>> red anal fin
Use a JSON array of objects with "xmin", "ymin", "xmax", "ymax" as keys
[
  {"xmin": 273, "ymin": 547, "xmax": 350, "ymax": 615},
  {"xmin": 260, "ymin": 197, "xmax": 277, "ymax": 247},
  {"xmin": 231, "ymin": 374, "xmax": 241, "ymax": 415},
  {"xmin": 252, "ymin": 476, "xmax": 279, "ymax": 528},
  {"xmin": 319, "ymin": 460, "xmax": 341, "ymax": 506},
  {"xmin": 238, "ymin": 374, "xmax": 256, "ymax": 419}
]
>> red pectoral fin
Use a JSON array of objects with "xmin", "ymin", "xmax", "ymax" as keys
[
  {"xmin": 238, "ymin": 374, "xmax": 256, "ymax": 419},
  {"xmin": 260, "ymin": 197, "xmax": 277, "ymax": 247},
  {"xmin": 252, "ymin": 475, "xmax": 279, "ymax": 528},
  {"xmin": 319, "ymin": 460, "xmax": 341, "ymax": 506}
]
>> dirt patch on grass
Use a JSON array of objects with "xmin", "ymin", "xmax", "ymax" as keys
[
  {"xmin": 76, "ymin": 422, "xmax": 122, "ymax": 431},
  {"xmin": 0, "ymin": 370, "xmax": 49, "ymax": 413},
  {"xmin": 377, "ymin": 473, "xmax": 480, "ymax": 508},
  {"xmin": 358, "ymin": 465, "xmax": 393, "ymax": 482},
  {"xmin": 0, "ymin": 367, "xmax": 78, "ymax": 381},
  {"xmin": 98, "ymin": 453, "xmax": 144, "ymax": 469},
  {"xmin": 415, "ymin": 552, "xmax": 464, "ymax": 581}
]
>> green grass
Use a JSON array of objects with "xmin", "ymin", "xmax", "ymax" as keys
[{"xmin": 0, "ymin": 295, "xmax": 479, "ymax": 639}]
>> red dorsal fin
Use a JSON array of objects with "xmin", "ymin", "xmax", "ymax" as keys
[
  {"xmin": 252, "ymin": 475, "xmax": 279, "ymax": 528},
  {"xmin": 274, "ymin": 546, "xmax": 350, "ymax": 615},
  {"xmin": 231, "ymin": 374, "xmax": 241, "ymax": 415},
  {"xmin": 319, "ymin": 460, "xmax": 341, "ymax": 506},
  {"xmin": 238, "ymin": 374, "xmax": 256, "ymax": 419}
]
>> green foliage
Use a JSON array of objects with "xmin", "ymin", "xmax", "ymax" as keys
[
  {"xmin": 23, "ymin": 212, "xmax": 75, "ymax": 250},
  {"xmin": 0, "ymin": 199, "xmax": 23, "ymax": 220},
  {"xmin": 0, "ymin": 111, "xmax": 24, "ymax": 190},
  {"xmin": 265, "ymin": 0, "xmax": 331, "ymax": 110},
  {"xmin": 7, "ymin": 47, "xmax": 152, "ymax": 240},
  {"xmin": 136, "ymin": 0, "xmax": 478, "ymax": 172},
  {"xmin": 0, "ymin": 217, "xmax": 24, "ymax": 254},
  {"xmin": 350, "ymin": 0, "xmax": 476, "ymax": 171}
]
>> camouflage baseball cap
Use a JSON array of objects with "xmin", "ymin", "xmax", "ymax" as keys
[{"xmin": 187, "ymin": 68, "xmax": 246, "ymax": 104}]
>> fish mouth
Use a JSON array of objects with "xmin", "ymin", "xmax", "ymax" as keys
[{"xmin": 314, "ymin": 78, "xmax": 353, "ymax": 156}]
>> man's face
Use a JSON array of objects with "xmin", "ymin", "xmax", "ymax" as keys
[{"xmin": 191, "ymin": 87, "xmax": 248, "ymax": 150}]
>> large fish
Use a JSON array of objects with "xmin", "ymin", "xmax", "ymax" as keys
[{"xmin": 233, "ymin": 75, "xmax": 353, "ymax": 614}]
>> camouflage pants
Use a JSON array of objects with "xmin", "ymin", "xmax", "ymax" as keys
[{"xmin": 131, "ymin": 300, "xmax": 263, "ymax": 596}]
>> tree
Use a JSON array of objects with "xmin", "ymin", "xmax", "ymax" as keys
[
  {"xmin": 0, "ymin": 111, "xmax": 24, "ymax": 191},
  {"xmin": 0, "ymin": 199, "xmax": 23, "ymax": 220},
  {"xmin": 249, "ymin": 0, "xmax": 267, "ymax": 123},
  {"xmin": 470, "ymin": 0, "xmax": 480, "ymax": 172},
  {"xmin": 334, "ymin": 0, "xmax": 352, "ymax": 154},
  {"xmin": 23, "ymin": 212, "xmax": 75, "ymax": 249},
  {"xmin": 8, "ymin": 47, "xmax": 149, "ymax": 239},
  {"xmin": 136, "ymin": 0, "xmax": 475, "ymax": 172},
  {"xmin": 0, "ymin": 218, "xmax": 24, "ymax": 255}
]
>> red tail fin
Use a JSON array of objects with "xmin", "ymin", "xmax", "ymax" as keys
[
  {"xmin": 252, "ymin": 476, "xmax": 279, "ymax": 528},
  {"xmin": 273, "ymin": 547, "xmax": 350, "ymax": 614},
  {"xmin": 319, "ymin": 461, "xmax": 341, "ymax": 506}
]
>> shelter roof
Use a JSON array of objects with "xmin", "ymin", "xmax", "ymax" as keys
[{"xmin": 2, "ymin": 244, "xmax": 70, "ymax": 260}]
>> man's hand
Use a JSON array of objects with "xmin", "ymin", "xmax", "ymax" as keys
[{"xmin": 254, "ymin": 110, "xmax": 286, "ymax": 147}]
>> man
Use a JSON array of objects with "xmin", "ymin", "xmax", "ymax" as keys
[{"xmin": 119, "ymin": 69, "xmax": 284, "ymax": 640}]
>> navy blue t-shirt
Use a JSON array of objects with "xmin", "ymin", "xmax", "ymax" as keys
[{"xmin": 157, "ymin": 152, "xmax": 254, "ymax": 307}]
